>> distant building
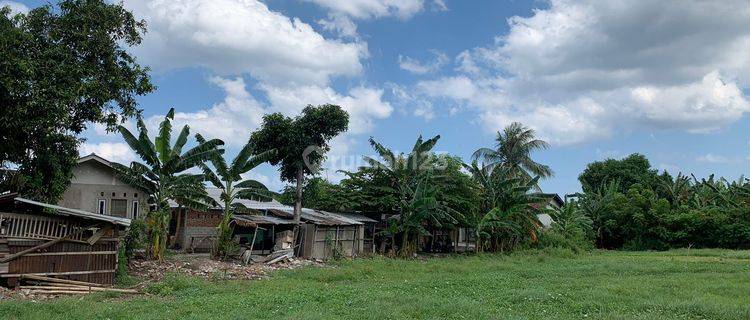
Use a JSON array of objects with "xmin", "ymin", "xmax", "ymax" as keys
[{"xmin": 57, "ymin": 154, "xmax": 144, "ymax": 220}]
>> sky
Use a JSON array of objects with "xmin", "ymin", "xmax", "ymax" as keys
[{"xmin": 6, "ymin": 0, "xmax": 750, "ymax": 196}]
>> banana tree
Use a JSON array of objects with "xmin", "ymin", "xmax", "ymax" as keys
[
  {"xmin": 465, "ymin": 161, "xmax": 545, "ymax": 251},
  {"xmin": 114, "ymin": 108, "xmax": 224, "ymax": 260},
  {"xmin": 364, "ymin": 135, "xmax": 462, "ymax": 256},
  {"xmin": 197, "ymin": 135, "xmax": 277, "ymax": 260}
]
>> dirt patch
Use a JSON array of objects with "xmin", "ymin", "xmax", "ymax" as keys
[
  {"xmin": 128, "ymin": 254, "xmax": 323, "ymax": 286},
  {"xmin": 0, "ymin": 254, "xmax": 324, "ymax": 300}
]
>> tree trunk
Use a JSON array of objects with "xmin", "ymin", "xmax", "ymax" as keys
[
  {"xmin": 400, "ymin": 231, "xmax": 409, "ymax": 257},
  {"xmin": 294, "ymin": 166, "xmax": 304, "ymax": 223}
]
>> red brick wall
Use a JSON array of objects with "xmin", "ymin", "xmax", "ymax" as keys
[{"xmin": 186, "ymin": 210, "xmax": 222, "ymax": 228}]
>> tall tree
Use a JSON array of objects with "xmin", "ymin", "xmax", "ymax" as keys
[
  {"xmin": 364, "ymin": 135, "xmax": 461, "ymax": 256},
  {"xmin": 249, "ymin": 104, "xmax": 349, "ymax": 223},
  {"xmin": 578, "ymin": 153, "xmax": 657, "ymax": 193},
  {"xmin": 0, "ymin": 1, "xmax": 154, "ymax": 201},
  {"xmin": 472, "ymin": 122, "xmax": 553, "ymax": 179},
  {"xmin": 114, "ymin": 109, "xmax": 224, "ymax": 259},
  {"xmin": 465, "ymin": 162, "xmax": 545, "ymax": 251},
  {"xmin": 198, "ymin": 137, "xmax": 276, "ymax": 260}
]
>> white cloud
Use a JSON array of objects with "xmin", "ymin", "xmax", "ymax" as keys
[
  {"xmin": 398, "ymin": 50, "xmax": 449, "ymax": 74},
  {"xmin": 318, "ymin": 14, "xmax": 358, "ymax": 38},
  {"xmin": 146, "ymin": 77, "xmax": 267, "ymax": 146},
  {"xmin": 431, "ymin": 0, "xmax": 448, "ymax": 12},
  {"xmin": 0, "ymin": 1, "xmax": 28, "ymax": 14},
  {"xmin": 389, "ymin": 83, "xmax": 436, "ymax": 120},
  {"xmin": 415, "ymin": 0, "xmax": 750, "ymax": 145},
  {"xmin": 261, "ymin": 84, "xmax": 392, "ymax": 134},
  {"xmin": 241, "ymin": 170, "xmax": 285, "ymax": 192},
  {"xmin": 124, "ymin": 0, "xmax": 366, "ymax": 85},
  {"xmin": 696, "ymin": 153, "xmax": 735, "ymax": 164},
  {"xmin": 79, "ymin": 142, "xmax": 137, "ymax": 164},
  {"xmin": 303, "ymin": 0, "xmax": 424, "ymax": 20}
]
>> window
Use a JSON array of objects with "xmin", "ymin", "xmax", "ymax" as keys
[
  {"xmin": 111, "ymin": 199, "xmax": 128, "ymax": 217},
  {"xmin": 131, "ymin": 201, "xmax": 139, "ymax": 219},
  {"xmin": 98, "ymin": 199, "xmax": 106, "ymax": 214}
]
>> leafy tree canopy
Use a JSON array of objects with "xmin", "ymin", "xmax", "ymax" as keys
[
  {"xmin": 578, "ymin": 153, "xmax": 658, "ymax": 194},
  {"xmin": 0, "ymin": 0, "xmax": 154, "ymax": 201},
  {"xmin": 249, "ymin": 104, "xmax": 348, "ymax": 222}
]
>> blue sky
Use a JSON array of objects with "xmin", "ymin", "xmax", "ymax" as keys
[{"xmin": 7, "ymin": 0, "xmax": 750, "ymax": 195}]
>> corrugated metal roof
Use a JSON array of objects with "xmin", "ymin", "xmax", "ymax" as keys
[
  {"xmin": 267, "ymin": 208, "xmax": 363, "ymax": 226},
  {"xmin": 13, "ymin": 197, "xmax": 131, "ymax": 227},
  {"xmin": 169, "ymin": 188, "xmax": 292, "ymax": 211},
  {"xmin": 337, "ymin": 212, "xmax": 378, "ymax": 223},
  {"xmin": 233, "ymin": 214, "xmax": 299, "ymax": 227}
]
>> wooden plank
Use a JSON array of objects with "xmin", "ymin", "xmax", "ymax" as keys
[
  {"xmin": 87, "ymin": 226, "xmax": 111, "ymax": 245},
  {"xmin": 19, "ymin": 286, "xmax": 137, "ymax": 293},
  {"xmin": 15, "ymin": 272, "xmax": 112, "ymax": 282},
  {"xmin": 0, "ymin": 227, "xmax": 86, "ymax": 263},
  {"xmin": 26, "ymin": 290, "xmax": 89, "ymax": 295},
  {"xmin": 20, "ymin": 251, "xmax": 117, "ymax": 257}
]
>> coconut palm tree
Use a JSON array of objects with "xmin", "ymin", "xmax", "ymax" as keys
[
  {"xmin": 472, "ymin": 122, "xmax": 553, "ymax": 179},
  {"xmin": 196, "ymin": 135, "xmax": 277, "ymax": 260},
  {"xmin": 114, "ymin": 108, "xmax": 224, "ymax": 260},
  {"xmin": 363, "ymin": 134, "xmax": 441, "ymax": 184}
]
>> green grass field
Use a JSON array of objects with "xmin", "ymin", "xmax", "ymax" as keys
[{"xmin": 1, "ymin": 249, "xmax": 749, "ymax": 319}]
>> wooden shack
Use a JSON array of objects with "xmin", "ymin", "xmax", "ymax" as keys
[
  {"xmin": 0, "ymin": 193, "xmax": 130, "ymax": 286},
  {"xmin": 266, "ymin": 208, "xmax": 366, "ymax": 260}
]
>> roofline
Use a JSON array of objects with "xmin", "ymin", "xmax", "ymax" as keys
[
  {"xmin": 14, "ymin": 197, "xmax": 131, "ymax": 226},
  {"xmin": 78, "ymin": 153, "xmax": 114, "ymax": 168}
]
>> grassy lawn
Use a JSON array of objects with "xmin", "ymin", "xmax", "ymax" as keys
[{"xmin": 1, "ymin": 249, "xmax": 749, "ymax": 319}]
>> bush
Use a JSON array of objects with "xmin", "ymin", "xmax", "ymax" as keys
[
  {"xmin": 124, "ymin": 217, "xmax": 147, "ymax": 259},
  {"xmin": 535, "ymin": 228, "xmax": 593, "ymax": 254}
]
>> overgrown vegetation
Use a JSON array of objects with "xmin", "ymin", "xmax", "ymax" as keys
[
  {"xmin": 114, "ymin": 108, "xmax": 224, "ymax": 259},
  {"xmin": 2, "ymin": 250, "xmax": 749, "ymax": 319},
  {"xmin": 196, "ymin": 135, "xmax": 276, "ymax": 260},
  {"xmin": 576, "ymin": 154, "xmax": 750, "ymax": 250}
]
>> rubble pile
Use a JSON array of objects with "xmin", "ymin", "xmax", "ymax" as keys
[{"xmin": 128, "ymin": 254, "xmax": 322, "ymax": 283}]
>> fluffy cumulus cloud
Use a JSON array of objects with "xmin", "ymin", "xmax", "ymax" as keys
[
  {"xmin": 147, "ymin": 77, "xmax": 268, "ymax": 146},
  {"xmin": 124, "ymin": 0, "xmax": 366, "ymax": 85},
  {"xmin": 261, "ymin": 84, "xmax": 393, "ymax": 134},
  {"xmin": 416, "ymin": 0, "xmax": 750, "ymax": 145},
  {"xmin": 113, "ymin": 0, "xmax": 394, "ymax": 154},
  {"xmin": 79, "ymin": 142, "xmax": 137, "ymax": 164}
]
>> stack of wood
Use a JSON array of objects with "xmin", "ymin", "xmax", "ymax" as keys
[
  {"xmin": 18, "ymin": 274, "xmax": 138, "ymax": 295},
  {"xmin": 264, "ymin": 249, "xmax": 294, "ymax": 265}
]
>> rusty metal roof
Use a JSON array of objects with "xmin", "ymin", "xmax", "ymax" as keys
[
  {"xmin": 233, "ymin": 214, "xmax": 299, "ymax": 227},
  {"xmin": 10, "ymin": 196, "xmax": 131, "ymax": 227},
  {"xmin": 267, "ymin": 208, "xmax": 363, "ymax": 226}
]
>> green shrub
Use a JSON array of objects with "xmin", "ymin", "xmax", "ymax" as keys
[
  {"xmin": 124, "ymin": 217, "xmax": 147, "ymax": 259},
  {"xmin": 535, "ymin": 228, "xmax": 593, "ymax": 254}
]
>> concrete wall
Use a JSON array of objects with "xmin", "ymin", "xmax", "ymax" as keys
[{"xmin": 57, "ymin": 160, "xmax": 144, "ymax": 219}]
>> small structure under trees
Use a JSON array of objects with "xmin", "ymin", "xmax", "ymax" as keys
[{"xmin": 0, "ymin": 193, "xmax": 130, "ymax": 287}]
